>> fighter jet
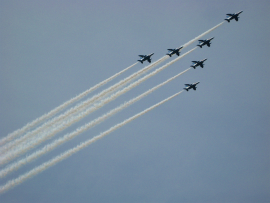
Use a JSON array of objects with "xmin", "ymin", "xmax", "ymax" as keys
[
  {"xmin": 137, "ymin": 53, "xmax": 154, "ymax": 64},
  {"xmin": 191, "ymin": 58, "xmax": 207, "ymax": 69},
  {"xmin": 225, "ymin": 11, "xmax": 243, "ymax": 23},
  {"xmin": 166, "ymin": 46, "xmax": 183, "ymax": 57},
  {"xmin": 183, "ymin": 82, "xmax": 200, "ymax": 91},
  {"xmin": 197, "ymin": 37, "xmax": 214, "ymax": 48}
]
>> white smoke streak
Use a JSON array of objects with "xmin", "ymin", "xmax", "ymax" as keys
[
  {"xmin": 0, "ymin": 49, "xmax": 195, "ymax": 165},
  {"xmin": 183, "ymin": 22, "xmax": 224, "ymax": 48},
  {"xmin": 0, "ymin": 90, "xmax": 183, "ymax": 194},
  {"xmin": 0, "ymin": 68, "xmax": 190, "ymax": 178},
  {"xmin": 0, "ymin": 62, "xmax": 138, "ymax": 146},
  {"xmin": 0, "ymin": 58, "xmax": 166, "ymax": 155},
  {"xmin": 0, "ymin": 57, "xmax": 168, "ymax": 158},
  {"xmin": 0, "ymin": 21, "xmax": 223, "ymax": 150}
]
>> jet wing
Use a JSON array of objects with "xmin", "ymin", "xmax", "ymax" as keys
[
  {"xmin": 139, "ymin": 55, "xmax": 145, "ymax": 58},
  {"xmin": 185, "ymin": 84, "xmax": 191, "ymax": 87},
  {"xmin": 192, "ymin": 61, "xmax": 198, "ymax": 63},
  {"xmin": 167, "ymin": 49, "xmax": 174, "ymax": 51},
  {"xmin": 198, "ymin": 40, "xmax": 205, "ymax": 42},
  {"xmin": 226, "ymin": 13, "xmax": 233, "ymax": 16}
]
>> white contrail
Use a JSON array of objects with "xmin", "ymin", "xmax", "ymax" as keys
[
  {"xmin": 182, "ymin": 21, "xmax": 224, "ymax": 48},
  {"xmin": 0, "ymin": 58, "xmax": 167, "ymax": 155},
  {"xmin": 0, "ymin": 21, "xmax": 223, "ymax": 150},
  {"xmin": 0, "ymin": 89, "xmax": 184, "ymax": 194},
  {"xmin": 0, "ymin": 48, "xmax": 195, "ymax": 165},
  {"xmin": 1, "ymin": 56, "xmax": 165, "ymax": 153},
  {"xmin": 0, "ymin": 68, "xmax": 191, "ymax": 178},
  {"xmin": 0, "ymin": 62, "xmax": 138, "ymax": 146}
]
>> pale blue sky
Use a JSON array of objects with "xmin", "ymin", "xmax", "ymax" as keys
[{"xmin": 0, "ymin": 0, "xmax": 269, "ymax": 202}]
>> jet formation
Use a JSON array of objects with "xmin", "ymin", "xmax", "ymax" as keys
[
  {"xmin": 225, "ymin": 11, "xmax": 243, "ymax": 23},
  {"xmin": 190, "ymin": 59, "xmax": 207, "ymax": 69},
  {"xmin": 136, "ymin": 11, "xmax": 242, "ymax": 92}
]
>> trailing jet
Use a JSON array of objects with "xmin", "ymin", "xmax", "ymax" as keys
[
  {"xmin": 166, "ymin": 46, "xmax": 183, "ymax": 57},
  {"xmin": 183, "ymin": 82, "xmax": 200, "ymax": 91},
  {"xmin": 137, "ymin": 53, "xmax": 154, "ymax": 64},
  {"xmin": 191, "ymin": 58, "xmax": 207, "ymax": 69},
  {"xmin": 225, "ymin": 11, "xmax": 243, "ymax": 22},
  {"xmin": 197, "ymin": 37, "xmax": 214, "ymax": 48}
]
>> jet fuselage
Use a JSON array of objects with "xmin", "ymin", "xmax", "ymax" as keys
[
  {"xmin": 191, "ymin": 58, "xmax": 207, "ymax": 69},
  {"xmin": 197, "ymin": 37, "xmax": 214, "ymax": 48},
  {"xmin": 166, "ymin": 46, "xmax": 183, "ymax": 57},
  {"xmin": 225, "ymin": 11, "xmax": 243, "ymax": 22},
  {"xmin": 184, "ymin": 82, "xmax": 200, "ymax": 91},
  {"xmin": 138, "ymin": 53, "xmax": 154, "ymax": 64}
]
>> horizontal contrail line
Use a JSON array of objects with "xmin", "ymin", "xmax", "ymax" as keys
[
  {"xmin": 0, "ymin": 68, "xmax": 190, "ymax": 178},
  {"xmin": 0, "ymin": 90, "xmax": 184, "ymax": 194}
]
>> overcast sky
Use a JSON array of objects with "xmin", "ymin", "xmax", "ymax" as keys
[{"xmin": 0, "ymin": 0, "xmax": 269, "ymax": 202}]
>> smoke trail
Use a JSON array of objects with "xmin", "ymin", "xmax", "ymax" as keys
[
  {"xmin": 0, "ymin": 62, "xmax": 138, "ymax": 146},
  {"xmin": 0, "ymin": 90, "xmax": 183, "ymax": 194},
  {"xmin": 0, "ymin": 68, "xmax": 190, "ymax": 178},
  {"xmin": 0, "ymin": 56, "xmax": 168, "ymax": 158},
  {"xmin": 0, "ymin": 58, "xmax": 166, "ymax": 155},
  {"xmin": 183, "ymin": 21, "xmax": 224, "ymax": 48},
  {"xmin": 0, "ymin": 49, "xmax": 195, "ymax": 165},
  {"xmin": 0, "ymin": 21, "xmax": 223, "ymax": 150}
]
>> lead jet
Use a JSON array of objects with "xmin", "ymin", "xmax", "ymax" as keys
[
  {"xmin": 225, "ymin": 11, "xmax": 243, "ymax": 23},
  {"xmin": 137, "ymin": 53, "xmax": 154, "ymax": 64},
  {"xmin": 197, "ymin": 37, "xmax": 214, "ymax": 48},
  {"xmin": 191, "ymin": 58, "xmax": 207, "ymax": 69},
  {"xmin": 166, "ymin": 46, "xmax": 183, "ymax": 57},
  {"xmin": 183, "ymin": 82, "xmax": 200, "ymax": 91}
]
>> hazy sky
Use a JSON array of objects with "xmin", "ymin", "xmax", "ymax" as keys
[{"xmin": 0, "ymin": 0, "xmax": 269, "ymax": 202}]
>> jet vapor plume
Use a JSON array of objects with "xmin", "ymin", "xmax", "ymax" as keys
[
  {"xmin": 183, "ymin": 21, "xmax": 224, "ymax": 48},
  {"xmin": 0, "ymin": 68, "xmax": 190, "ymax": 178},
  {"xmin": 0, "ymin": 48, "xmax": 195, "ymax": 166},
  {"xmin": 0, "ymin": 62, "xmax": 138, "ymax": 146},
  {"xmin": 0, "ymin": 58, "xmax": 166, "ymax": 155},
  {"xmin": 0, "ymin": 90, "xmax": 184, "ymax": 194},
  {"xmin": 0, "ymin": 21, "xmax": 223, "ymax": 150}
]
